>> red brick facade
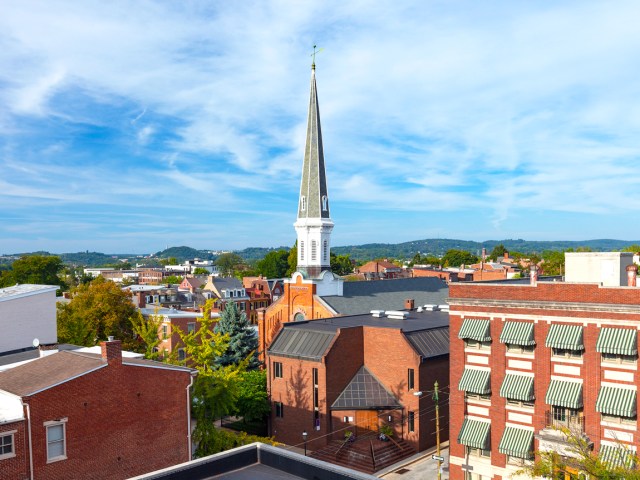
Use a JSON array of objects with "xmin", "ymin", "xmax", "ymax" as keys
[
  {"xmin": 267, "ymin": 323, "xmax": 449, "ymax": 453},
  {"xmin": 0, "ymin": 341, "xmax": 194, "ymax": 480},
  {"xmin": 448, "ymin": 281, "xmax": 640, "ymax": 480}
]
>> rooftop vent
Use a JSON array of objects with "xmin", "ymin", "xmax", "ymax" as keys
[
  {"xmin": 385, "ymin": 310, "xmax": 410, "ymax": 320},
  {"xmin": 423, "ymin": 304, "xmax": 439, "ymax": 311},
  {"xmin": 416, "ymin": 306, "xmax": 423, "ymax": 312},
  {"xmin": 370, "ymin": 310, "xmax": 385, "ymax": 318},
  {"xmin": 438, "ymin": 304, "xmax": 450, "ymax": 311}
]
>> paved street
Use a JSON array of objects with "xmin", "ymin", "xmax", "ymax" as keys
[{"xmin": 378, "ymin": 446, "xmax": 449, "ymax": 480}]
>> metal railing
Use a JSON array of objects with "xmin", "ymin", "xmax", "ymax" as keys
[{"xmin": 544, "ymin": 410, "xmax": 585, "ymax": 433}]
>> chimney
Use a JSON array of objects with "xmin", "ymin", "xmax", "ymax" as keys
[
  {"xmin": 627, "ymin": 264, "xmax": 637, "ymax": 287},
  {"xmin": 481, "ymin": 248, "xmax": 487, "ymax": 260},
  {"xmin": 404, "ymin": 299, "xmax": 415, "ymax": 310},
  {"xmin": 101, "ymin": 338, "xmax": 122, "ymax": 366},
  {"xmin": 530, "ymin": 265, "xmax": 538, "ymax": 285}
]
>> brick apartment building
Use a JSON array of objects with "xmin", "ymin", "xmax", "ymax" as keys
[
  {"xmin": 0, "ymin": 339, "xmax": 195, "ymax": 480},
  {"xmin": 267, "ymin": 307, "xmax": 450, "ymax": 464},
  {"xmin": 447, "ymin": 252, "xmax": 640, "ymax": 479}
]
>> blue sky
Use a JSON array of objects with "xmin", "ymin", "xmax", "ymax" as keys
[{"xmin": 1, "ymin": 1, "xmax": 640, "ymax": 254}]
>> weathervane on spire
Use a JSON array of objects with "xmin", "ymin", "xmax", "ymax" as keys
[{"xmin": 310, "ymin": 44, "xmax": 323, "ymax": 69}]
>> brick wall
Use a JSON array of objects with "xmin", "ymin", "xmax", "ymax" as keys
[
  {"xmin": 0, "ymin": 421, "xmax": 28, "ymax": 479},
  {"xmin": 20, "ymin": 360, "xmax": 191, "ymax": 480}
]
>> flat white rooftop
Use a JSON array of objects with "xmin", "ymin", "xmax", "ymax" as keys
[{"xmin": 0, "ymin": 284, "xmax": 58, "ymax": 302}]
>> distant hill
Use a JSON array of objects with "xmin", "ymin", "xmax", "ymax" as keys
[
  {"xmin": 3, "ymin": 238, "xmax": 639, "ymax": 268},
  {"xmin": 332, "ymin": 238, "xmax": 640, "ymax": 261}
]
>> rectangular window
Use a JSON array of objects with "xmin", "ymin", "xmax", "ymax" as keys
[
  {"xmin": 602, "ymin": 414, "xmax": 637, "ymax": 425},
  {"xmin": 506, "ymin": 398, "xmax": 534, "ymax": 408},
  {"xmin": 506, "ymin": 343, "xmax": 535, "ymax": 354},
  {"xmin": 273, "ymin": 362, "xmax": 283, "ymax": 378},
  {"xmin": 275, "ymin": 402, "xmax": 284, "ymax": 418},
  {"xmin": 552, "ymin": 348, "xmax": 582, "ymax": 359},
  {"xmin": 465, "ymin": 392, "xmax": 491, "ymax": 402},
  {"xmin": 162, "ymin": 324, "xmax": 168, "ymax": 339},
  {"xmin": 46, "ymin": 422, "xmax": 67, "ymax": 462},
  {"xmin": 466, "ymin": 446, "xmax": 490, "ymax": 458},
  {"xmin": 408, "ymin": 368, "xmax": 415, "ymax": 390},
  {"xmin": 602, "ymin": 353, "xmax": 637, "ymax": 364},
  {"xmin": 312, "ymin": 368, "xmax": 318, "ymax": 386},
  {"xmin": 312, "ymin": 368, "xmax": 319, "ymax": 412},
  {"xmin": 178, "ymin": 348, "xmax": 186, "ymax": 361},
  {"xmin": 0, "ymin": 432, "xmax": 15, "ymax": 460},
  {"xmin": 408, "ymin": 411, "xmax": 415, "ymax": 432},
  {"xmin": 465, "ymin": 339, "xmax": 491, "ymax": 350},
  {"xmin": 187, "ymin": 322, "xmax": 195, "ymax": 334}
]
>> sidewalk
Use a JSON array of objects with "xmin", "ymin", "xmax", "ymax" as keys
[{"xmin": 377, "ymin": 442, "xmax": 449, "ymax": 479}]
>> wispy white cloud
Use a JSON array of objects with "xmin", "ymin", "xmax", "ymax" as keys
[{"xmin": 1, "ymin": 0, "xmax": 640, "ymax": 252}]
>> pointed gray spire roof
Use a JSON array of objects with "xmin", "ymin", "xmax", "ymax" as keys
[{"xmin": 298, "ymin": 66, "xmax": 330, "ymax": 220}]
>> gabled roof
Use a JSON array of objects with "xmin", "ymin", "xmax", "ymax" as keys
[
  {"xmin": 0, "ymin": 350, "xmax": 194, "ymax": 397},
  {"xmin": 331, "ymin": 366, "xmax": 401, "ymax": 410},
  {"xmin": 268, "ymin": 328, "xmax": 336, "ymax": 361},
  {"xmin": 181, "ymin": 277, "xmax": 203, "ymax": 288},
  {"xmin": 321, "ymin": 277, "xmax": 448, "ymax": 315}
]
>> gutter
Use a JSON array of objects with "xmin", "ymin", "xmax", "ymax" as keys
[
  {"xmin": 22, "ymin": 401, "xmax": 34, "ymax": 480},
  {"xmin": 186, "ymin": 372, "xmax": 196, "ymax": 460}
]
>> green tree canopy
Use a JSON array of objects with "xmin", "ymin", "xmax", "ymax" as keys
[
  {"xmin": 214, "ymin": 302, "xmax": 260, "ymax": 370},
  {"xmin": 164, "ymin": 275, "xmax": 184, "ymax": 285},
  {"xmin": 130, "ymin": 311, "xmax": 162, "ymax": 360},
  {"xmin": 286, "ymin": 241, "xmax": 297, "ymax": 277},
  {"xmin": 215, "ymin": 253, "xmax": 245, "ymax": 277},
  {"xmin": 193, "ymin": 267, "xmax": 210, "ymax": 275},
  {"xmin": 0, "ymin": 255, "xmax": 66, "ymax": 290},
  {"xmin": 330, "ymin": 253, "xmax": 353, "ymax": 276},
  {"xmin": 57, "ymin": 276, "xmax": 138, "ymax": 349},
  {"xmin": 233, "ymin": 370, "xmax": 270, "ymax": 425},
  {"xmin": 441, "ymin": 249, "xmax": 478, "ymax": 268},
  {"xmin": 489, "ymin": 244, "xmax": 507, "ymax": 261},
  {"xmin": 256, "ymin": 250, "xmax": 289, "ymax": 278}
]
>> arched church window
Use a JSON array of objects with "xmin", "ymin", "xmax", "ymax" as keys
[
  {"xmin": 300, "ymin": 241, "xmax": 305, "ymax": 261},
  {"xmin": 294, "ymin": 312, "xmax": 305, "ymax": 322},
  {"xmin": 311, "ymin": 240, "xmax": 317, "ymax": 261},
  {"xmin": 323, "ymin": 240, "xmax": 328, "ymax": 261},
  {"xmin": 300, "ymin": 196, "xmax": 306, "ymax": 212},
  {"xmin": 322, "ymin": 195, "xmax": 328, "ymax": 212}
]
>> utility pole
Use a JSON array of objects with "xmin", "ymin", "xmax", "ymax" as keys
[{"xmin": 433, "ymin": 380, "xmax": 442, "ymax": 480}]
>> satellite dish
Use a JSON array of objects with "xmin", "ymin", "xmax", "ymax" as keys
[{"xmin": 33, "ymin": 338, "xmax": 40, "ymax": 348}]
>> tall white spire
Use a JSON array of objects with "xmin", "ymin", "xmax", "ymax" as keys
[{"xmin": 294, "ymin": 64, "xmax": 334, "ymax": 279}]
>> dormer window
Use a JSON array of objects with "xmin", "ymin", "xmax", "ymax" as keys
[
  {"xmin": 322, "ymin": 195, "xmax": 328, "ymax": 212},
  {"xmin": 300, "ymin": 196, "xmax": 306, "ymax": 212}
]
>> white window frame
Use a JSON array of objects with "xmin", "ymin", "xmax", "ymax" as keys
[
  {"xmin": 465, "ymin": 339, "xmax": 491, "ymax": 350},
  {"xmin": 506, "ymin": 343, "xmax": 535, "ymax": 355},
  {"xmin": 0, "ymin": 430, "xmax": 16, "ymax": 460},
  {"xmin": 466, "ymin": 446, "xmax": 490, "ymax": 458},
  {"xmin": 602, "ymin": 413, "xmax": 637, "ymax": 425},
  {"xmin": 552, "ymin": 347, "xmax": 583, "ymax": 359},
  {"xmin": 506, "ymin": 398, "xmax": 534, "ymax": 408},
  {"xmin": 602, "ymin": 353, "xmax": 637, "ymax": 365},
  {"xmin": 45, "ymin": 419, "xmax": 67, "ymax": 463},
  {"xmin": 187, "ymin": 322, "xmax": 196, "ymax": 334}
]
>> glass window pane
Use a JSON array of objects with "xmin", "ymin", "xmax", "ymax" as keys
[
  {"xmin": 48, "ymin": 425, "xmax": 63, "ymax": 442},
  {"xmin": 48, "ymin": 440, "xmax": 64, "ymax": 458}
]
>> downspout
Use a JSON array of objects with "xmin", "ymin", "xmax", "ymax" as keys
[
  {"xmin": 186, "ymin": 372, "xmax": 196, "ymax": 460},
  {"xmin": 22, "ymin": 401, "xmax": 34, "ymax": 480}
]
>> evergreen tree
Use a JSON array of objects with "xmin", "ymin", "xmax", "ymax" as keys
[{"xmin": 214, "ymin": 301, "xmax": 260, "ymax": 369}]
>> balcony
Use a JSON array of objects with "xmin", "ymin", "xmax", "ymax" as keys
[{"xmin": 536, "ymin": 410, "xmax": 591, "ymax": 457}]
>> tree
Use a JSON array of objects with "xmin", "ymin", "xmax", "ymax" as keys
[
  {"xmin": 164, "ymin": 275, "xmax": 183, "ymax": 285},
  {"xmin": 214, "ymin": 302, "xmax": 260, "ymax": 370},
  {"xmin": 1, "ymin": 255, "xmax": 66, "ymax": 291},
  {"xmin": 517, "ymin": 426, "xmax": 640, "ymax": 479},
  {"xmin": 57, "ymin": 276, "xmax": 138, "ymax": 349},
  {"xmin": 541, "ymin": 250, "xmax": 565, "ymax": 275},
  {"xmin": 130, "ymin": 311, "xmax": 162, "ymax": 360},
  {"xmin": 256, "ymin": 250, "xmax": 289, "ymax": 278},
  {"xmin": 286, "ymin": 241, "xmax": 297, "ymax": 277},
  {"xmin": 234, "ymin": 370, "xmax": 270, "ymax": 425},
  {"xmin": 489, "ymin": 244, "xmax": 507, "ymax": 261},
  {"xmin": 159, "ymin": 257, "xmax": 179, "ymax": 266},
  {"xmin": 171, "ymin": 299, "xmax": 275, "ymax": 456},
  {"xmin": 441, "ymin": 249, "xmax": 478, "ymax": 268},
  {"xmin": 330, "ymin": 253, "xmax": 354, "ymax": 276},
  {"xmin": 193, "ymin": 267, "xmax": 210, "ymax": 275},
  {"xmin": 622, "ymin": 244, "xmax": 640, "ymax": 253},
  {"xmin": 216, "ymin": 253, "xmax": 245, "ymax": 277}
]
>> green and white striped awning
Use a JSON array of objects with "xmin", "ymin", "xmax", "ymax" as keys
[
  {"xmin": 545, "ymin": 324, "xmax": 583, "ymax": 350},
  {"xmin": 596, "ymin": 386, "xmax": 637, "ymax": 417},
  {"xmin": 458, "ymin": 319, "xmax": 491, "ymax": 342},
  {"xmin": 545, "ymin": 380, "xmax": 583, "ymax": 409},
  {"xmin": 596, "ymin": 328, "xmax": 637, "ymax": 356},
  {"xmin": 458, "ymin": 418, "xmax": 490, "ymax": 449},
  {"xmin": 500, "ymin": 374, "xmax": 534, "ymax": 402},
  {"xmin": 600, "ymin": 444, "xmax": 636, "ymax": 469},
  {"xmin": 498, "ymin": 427, "xmax": 534, "ymax": 459},
  {"xmin": 500, "ymin": 321, "xmax": 535, "ymax": 346},
  {"xmin": 459, "ymin": 368, "xmax": 491, "ymax": 395}
]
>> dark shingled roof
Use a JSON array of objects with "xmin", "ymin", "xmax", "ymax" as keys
[
  {"xmin": 268, "ymin": 328, "xmax": 336, "ymax": 361},
  {"xmin": 321, "ymin": 277, "xmax": 448, "ymax": 315},
  {"xmin": 404, "ymin": 327, "xmax": 449, "ymax": 359},
  {"xmin": 332, "ymin": 366, "xmax": 401, "ymax": 410},
  {"xmin": 0, "ymin": 350, "xmax": 194, "ymax": 397}
]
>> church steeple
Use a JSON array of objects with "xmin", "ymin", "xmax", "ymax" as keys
[{"xmin": 295, "ymin": 63, "xmax": 334, "ymax": 279}]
